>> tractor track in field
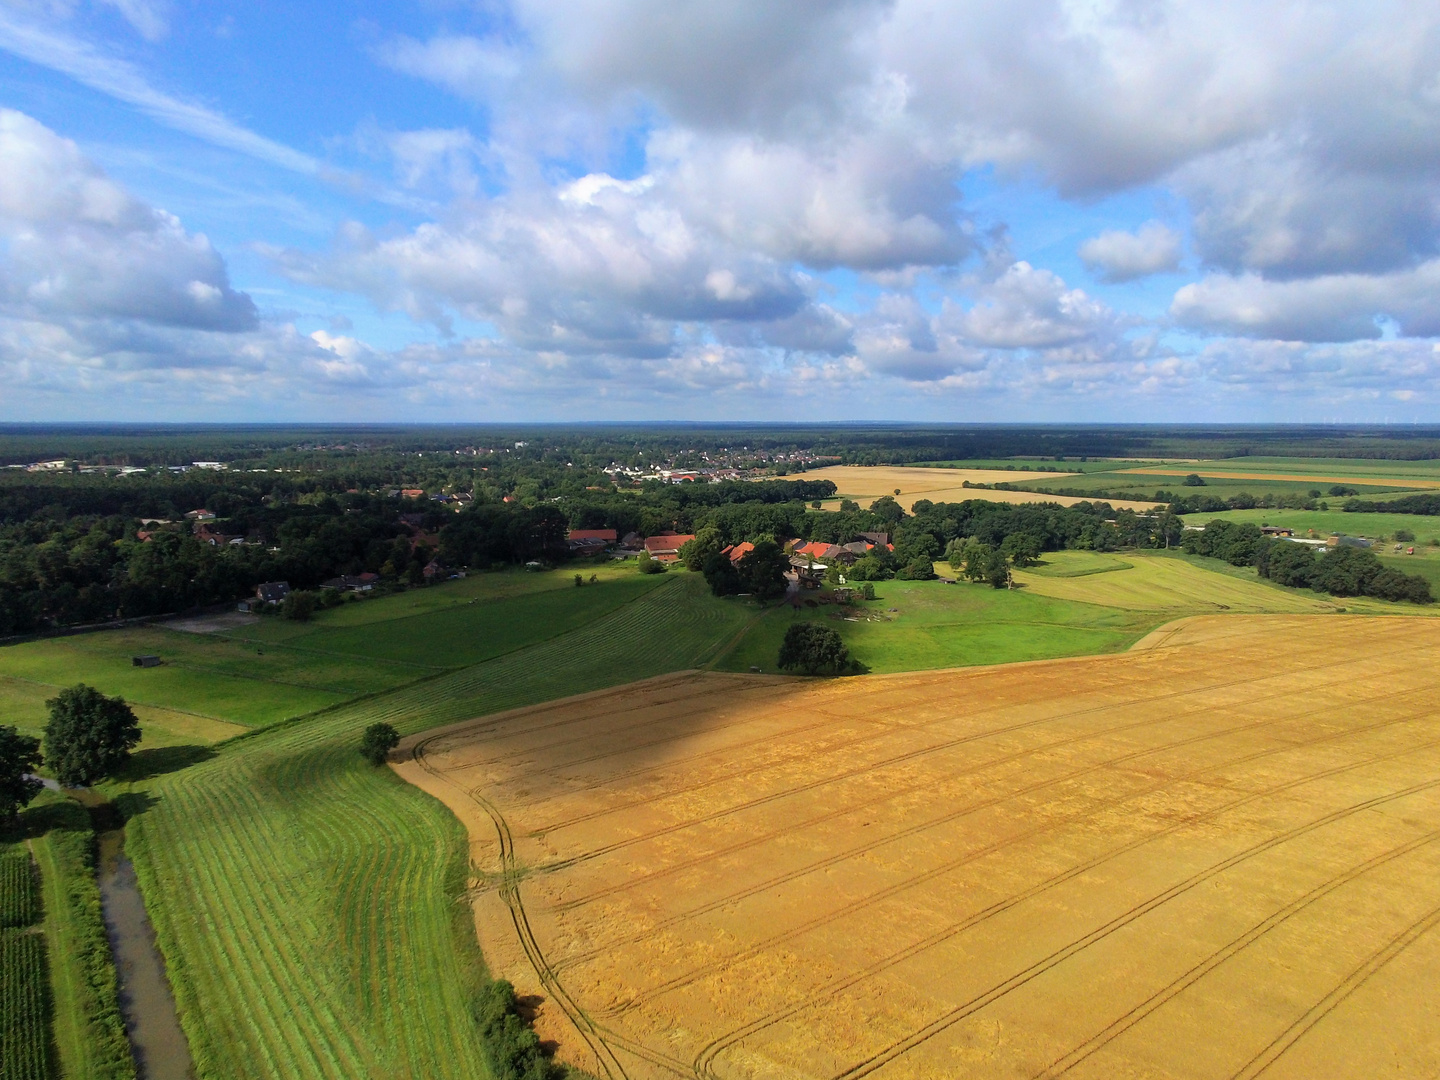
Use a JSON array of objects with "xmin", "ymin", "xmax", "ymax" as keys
[
  {"xmin": 1032, "ymin": 827, "xmax": 1440, "ymax": 1077},
  {"xmin": 480, "ymin": 629, "xmax": 1435, "ymax": 838},
  {"xmin": 1229, "ymin": 900, "xmax": 1440, "ymax": 1079},
  {"xmin": 411, "ymin": 732, "xmax": 631, "ymax": 1080},
  {"xmin": 690, "ymin": 755, "xmax": 1440, "ymax": 1078},
  {"xmin": 823, "ymin": 779, "xmax": 1440, "ymax": 1080},
  {"xmin": 561, "ymin": 696, "xmax": 1440, "ymax": 981},
  {"xmin": 546, "ymin": 649, "xmax": 1439, "ymax": 915}
]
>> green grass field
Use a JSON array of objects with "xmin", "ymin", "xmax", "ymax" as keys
[
  {"xmin": 0, "ymin": 565, "xmax": 663, "ymax": 759},
  {"xmin": 713, "ymin": 577, "xmax": 1157, "ymax": 674},
  {"xmin": 1013, "ymin": 550, "xmax": 1341, "ymax": 612},
  {"xmin": 111, "ymin": 571, "xmax": 756, "ymax": 1080},
  {"xmin": 1193, "ymin": 506, "xmax": 1440, "ymax": 546}
]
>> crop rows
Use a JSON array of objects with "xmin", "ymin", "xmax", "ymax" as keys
[
  {"xmin": 0, "ymin": 848, "xmax": 38, "ymax": 929},
  {"xmin": 0, "ymin": 931, "xmax": 53, "ymax": 1080},
  {"xmin": 124, "ymin": 573, "xmax": 752, "ymax": 1079}
]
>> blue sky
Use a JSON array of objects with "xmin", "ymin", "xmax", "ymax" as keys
[{"xmin": 1, "ymin": 1, "xmax": 1438, "ymax": 422}]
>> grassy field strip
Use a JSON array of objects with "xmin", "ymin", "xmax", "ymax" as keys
[
  {"xmin": 29, "ymin": 796, "xmax": 137, "ymax": 1080},
  {"xmin": 121, "ymin": 573, "xmax": 752, "ymax": 1080}
]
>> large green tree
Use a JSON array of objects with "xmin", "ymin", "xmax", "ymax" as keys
[
  {"xmin": 736, "ymin": 539, "xmax": 789, "ymax": 601},
  {"xmin": 43, "ymin": 685, "xmax": 142, "ymax": 787},
  {"xmin": 0, "ymin": 725, "xmax": 44, "ymax": 825},
  {"xmin": 778, "ymin": 622, "xmax": 853, "ymax": 675}
]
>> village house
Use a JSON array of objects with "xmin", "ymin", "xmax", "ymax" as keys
[
  {"xmin": 643, "ymin": 533, "xmax": 696, "ymax": 563},
  {"xmin": 320, "ymin": 573, "xmax": 380, "ymax": 593},
  {"xmin": 255, "ymin": 581, "xmax": 291, "ymax": 605},
  {"xmin": 567, "ymin": 528, "xmax": 618, "ymax": 555}
]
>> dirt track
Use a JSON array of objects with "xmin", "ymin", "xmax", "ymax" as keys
[{"xmin": 397, "ymin": 616, "xmax": 1440, "ymax": 1079}]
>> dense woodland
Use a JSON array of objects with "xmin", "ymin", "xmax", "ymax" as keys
[{"xmin": 1, "ymin": 424, "xmax": 1436, "ymax": 634}]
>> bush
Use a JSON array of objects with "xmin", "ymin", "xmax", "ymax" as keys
[
  {"xmin": 1183, "ymin": 473, "xmax": 1206, "ymax": 486},
  {"xmin": 636, "ymin": 551, "xmax": 667, "ymax": 575},
  {"xmin": 359, "ymin": 723, "xmax": 400, "ymax": 766},
  {"xmin": 43, "ymin": 686, "xmax": 141, "ymax": 787},
  {"xmin": 858, "ymin": 582, "xmax": 876, "ymax": 600},
  {"xmin": 778, "ymin": 622, "xmax": 853, "ymax": 676},
  {"xmin": 1395, "ymin": 529, "xmax": 1416, "ymax": 542},
  {"xmin": 474, "ymin": 980, "xmax": 558, "ymax": 1080},
  {"xmin": 283, "ymin": 591, "xmax": 318, "ymax": 621}
]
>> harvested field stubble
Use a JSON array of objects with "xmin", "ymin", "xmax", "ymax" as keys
[{"xmin": 400, "ymin": 615, "xmax": 1440, "ymax": 1080}]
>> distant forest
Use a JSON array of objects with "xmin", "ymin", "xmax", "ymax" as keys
[{"xmin": 1, "ymin": 423, "xmax": 1435, "ymax": 634}]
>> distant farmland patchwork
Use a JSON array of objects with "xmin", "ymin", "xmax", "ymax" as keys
[
  {"xmin": 401, "ymin": 616, "xmax": 1440, "ymax": 1079},
  {"xmin": 6, "ymin": 532, "xmax": 1440, "ymax": 1079}
]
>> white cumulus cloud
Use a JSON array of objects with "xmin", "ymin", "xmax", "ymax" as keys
[{"xmin": 1079, "ymin": 223, "xmax": 1182, "ymax": 283}]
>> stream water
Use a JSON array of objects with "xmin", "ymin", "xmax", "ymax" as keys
[{"xmin": 97, "ymin": 831, "xmax": 195, "ymax": 1080}]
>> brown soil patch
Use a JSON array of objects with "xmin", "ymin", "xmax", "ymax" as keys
[{"xmin": 396, "ymin": 617, "xmax": 1440, "ymax": 1079}]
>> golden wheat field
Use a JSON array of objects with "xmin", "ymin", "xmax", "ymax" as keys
[
  {"xmin": 798, "ymin": 465, "xmax": 1163, "ymax": 513},
  {"xmin": 398, "ymin": 615, "xmax": 1440, "ymax": 1080}
]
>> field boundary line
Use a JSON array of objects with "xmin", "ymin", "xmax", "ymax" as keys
[{"xmin": 406, "ymin": 735, "xmax": 631, "ymax": 1080}]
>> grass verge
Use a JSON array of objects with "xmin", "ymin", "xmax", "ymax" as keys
[{"xmin": 28, "ymin": 794, "xmax": 136, "ymax": 1080}]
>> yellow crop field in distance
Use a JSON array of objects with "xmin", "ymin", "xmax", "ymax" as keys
[
  {"xmin": 399, "ymin": 615, "xmax": 1440, "ymax": 1080},
  {"xmin": 799, "ymin": 465, "xmax": 1164, "ymax": 513}
]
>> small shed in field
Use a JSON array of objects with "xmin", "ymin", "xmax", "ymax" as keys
[{"xmin": 132, "ymin": 655, "xmax": 161, "ymax": 668}]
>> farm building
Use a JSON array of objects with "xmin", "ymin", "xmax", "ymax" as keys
[
  {"xmin": 568, "ymin": 529, "xmax": 618, "ymax": 555},
  {"xmin": 255, "ymin": 581, "xmax": 291, "ymax": 605},
  {"xmin": 643, "ymin": 533, "xmax": 696, "ymax": 563},
  {"xmin": 320, "ymin": 573, "xmax": 379, "ymax": 592},
  {"xmin": 132, "ymin": 654, "xmax": 161, "ymax": 668}
]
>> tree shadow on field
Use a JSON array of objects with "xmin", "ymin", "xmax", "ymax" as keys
[{"xmin": 115, "ymin": 744, "xmax": 216, "ymax": 783}]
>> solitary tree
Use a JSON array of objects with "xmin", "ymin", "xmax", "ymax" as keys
[
  {"xmin": 778, "ymin": 622, "xmax": 853, "ymax": 676},
  {"xmin": 0, "ymin": 725, "xmax": 44, "ymax": 825},
  {"xmin": 43, "ymin": 685, "xmax": 141, "ymax": 786},
  {"xmin": 359, "ymin": 722, "xmax": 400, "ymax": 766}
]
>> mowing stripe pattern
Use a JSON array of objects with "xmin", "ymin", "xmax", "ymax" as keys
[{"xmin": 124, "ymin": 575, "xmax": 753, "ymax": 1080}]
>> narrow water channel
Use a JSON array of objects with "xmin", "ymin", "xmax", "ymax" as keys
[{"xmin": 97, "ymin": 831, "xmax": 195, "ymax": 1080}]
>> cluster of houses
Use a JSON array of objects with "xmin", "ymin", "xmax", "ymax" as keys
[{"xmin": 563, "ymin": 528, "xmax": 893, "ymax": 586}]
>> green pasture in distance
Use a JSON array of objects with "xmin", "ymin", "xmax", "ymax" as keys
[
  {"xmin": 914, "ymin": 459, "xmax": 1155, "ymax": 474},
  {"xmin": 0, "ymin": 630, "xmax": 367, "ymax": 729},
  {"xmin": 713, "ymin": 578, "xmax": 1155, "ymax": 675},
  {"xmin": 1165, "ymin": 456, "xmax": 1440, "ymax": 481},
  {"xmin": 229, "ymin": 573, "xmax": 666, "ymax": 668},
  {"xmin": 1013, "ymin": 470, "xmax": 1418, "ymax": 499},
  {"xmin": 1024, "ymin": 553, "xmax": 1134, "ymax": 578},
  {"xmin": 1014, "ymin": 551, "xmax": 1338, "ymax": 613},
  {"xmin": 1192, "ymin": 507, "xmax": 1440, "ymax": 545},
  {"xmin": 113, "ymin": 572, "xmax": 754, "ymax": 1080},
  {"xmin": 243, "ymin": 562, "xmax": 637, "ymax": 638}
]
